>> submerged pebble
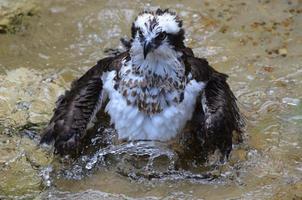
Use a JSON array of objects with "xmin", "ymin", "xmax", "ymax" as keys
[{"xmin": 282, "ymin": 97, "xmax": 300, "ymax": 106}]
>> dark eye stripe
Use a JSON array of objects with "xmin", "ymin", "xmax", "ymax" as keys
[{"xmin": 156, "ymin": 31, "xmax": 166, "ymax": 40}]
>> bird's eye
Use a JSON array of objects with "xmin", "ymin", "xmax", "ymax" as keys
[
  {"xmin": 157, "ymin": 32, "xmax": 166, "ymax": 40},
  {"xmin": 138, "ymin": 30, "xmax": 143, "ymax": 37}
]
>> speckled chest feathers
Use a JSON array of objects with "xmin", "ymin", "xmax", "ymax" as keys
[
  {"xmin": 102, "ymin": 52, "xmax": 204, "ymax": 141},
  {"xmin": 118, "ymin": 54, "xmax": 186, "ymax": 114}
]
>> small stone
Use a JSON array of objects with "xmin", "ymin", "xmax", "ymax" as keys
[
  {"xmin": 263, "ymin": 66, "xmax": 273, "ymax": 72},
  {"xmin": 219, "ymin": 25, "xmax": 228, "ymax": 33},
  {"xmin": 278, "ymin": 48, "xmax": 288, "ymax": 57},
  {"xmin": 247, "ymin": 75, "xmax": 254, "ymax": 80},
  {"xmin": 282, "ymin": 97, "xmax": 300, "ymax": 106},
  {"xmin": 192, "ymin": 14, "xmax": 199, "ymax": 18}
]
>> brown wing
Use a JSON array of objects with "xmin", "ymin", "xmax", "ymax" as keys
[
  {"xmin": 185, "ymin": 54, "xmax": 245, "ymax": 159},
  {"xmin": 40, "ymin": 53, "xmax": 126, "ymax": 155}
]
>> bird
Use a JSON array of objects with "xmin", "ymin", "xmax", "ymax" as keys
[{"xmin": 40, "ymin": 9, "xmax": 244, "ymax": 160}]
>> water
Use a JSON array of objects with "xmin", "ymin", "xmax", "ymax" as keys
[{"xmin": 0, "ymin": 0, "xmax": 302, "ymax": 199}]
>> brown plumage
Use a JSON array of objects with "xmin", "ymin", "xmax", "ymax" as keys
[{"xmin": 40, "ymin": 9, "xmax": 245, "ymax": 160}]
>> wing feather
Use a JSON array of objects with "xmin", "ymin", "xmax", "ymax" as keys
[
  {"xmin": 40, "ymin": 56, "xmax": 115, "ymax": 155},
  {"xmin": 186, "ymin": 55, "xmax": 245, "ymax": 158}
]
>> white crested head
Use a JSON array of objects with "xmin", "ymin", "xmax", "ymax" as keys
[
  {"xmin": 133, "ymin": 11, "xmax": 181, "ymax": 34},
  {"xmin": 129, "ymin": 9, "xmax": 185, "ymax": 76}
]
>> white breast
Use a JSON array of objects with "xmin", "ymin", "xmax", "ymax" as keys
[{"xmin": 102, "ymin": 71, "xmax": 205, "ymax": 141}]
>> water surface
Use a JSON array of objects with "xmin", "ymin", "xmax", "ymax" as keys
[{"xmin": 0, "ymin": 0, "xmax": 302, "ymax": 199}]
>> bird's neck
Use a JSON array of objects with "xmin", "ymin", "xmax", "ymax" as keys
[{"xmin": 128, "ymin": 41, "xmax": 185, "ymax": 79}]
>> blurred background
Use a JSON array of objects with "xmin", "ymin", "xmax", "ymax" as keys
[{"xmin": 0, "ymin": 0, "xmax": 301, "ymax": 199}]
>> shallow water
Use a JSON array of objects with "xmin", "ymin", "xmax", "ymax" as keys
[{"xmin": 0, "ymin": 0, "xmax": 302, "ymax": 199}]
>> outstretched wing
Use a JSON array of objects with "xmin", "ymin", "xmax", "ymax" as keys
[
  {"xmin": 187, "ymin": 56, "xmax": 245, "ymax": 158},
  {"xmin": 40, "ymin": 57, "xmax": 115, "ymax": 155}
]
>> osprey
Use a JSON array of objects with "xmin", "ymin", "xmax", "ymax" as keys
[{"xmin": 41, "ymin": 9, "xmax": 244, "ymax": 159}]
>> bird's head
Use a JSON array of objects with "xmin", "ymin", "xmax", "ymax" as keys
[{"xmin": 130, "ymin": 9, "xmax": 185, "ymax": 60}]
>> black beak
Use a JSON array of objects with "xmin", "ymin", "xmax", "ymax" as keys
[{"xmin": 143, "ymin": 42, "xmax": 152, "ymax": 59}]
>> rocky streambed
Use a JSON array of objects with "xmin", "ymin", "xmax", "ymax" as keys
[{"xmin": 0, "ymin": 0, "xmax": 302, "ymax": 199}]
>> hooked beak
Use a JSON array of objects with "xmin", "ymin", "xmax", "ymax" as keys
[{"xmin": 143, "ymin": 42, "xmax": 152, "ymax": 59}]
